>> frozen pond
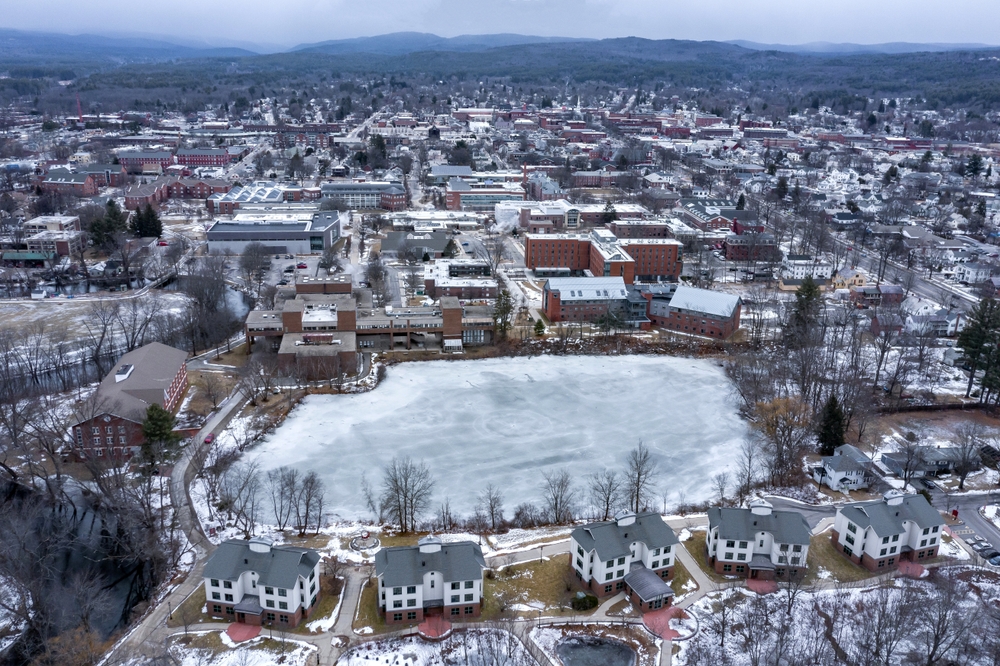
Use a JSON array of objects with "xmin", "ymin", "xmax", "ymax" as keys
[{"xmin": 253, "ymin": 355, "xmax": 747, "ymax": 520}]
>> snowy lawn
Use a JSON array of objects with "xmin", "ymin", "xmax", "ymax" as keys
[
  {"xmin": 252, "ymin": 356, "xmax": 747, "ymax": 520},
  {"xmin": 168, "ymin": 631, "xmax": 316, "ymax": 666},
  {"xmin": 339, "ymin": 630, "xmax": 533, "ymax": 666}
]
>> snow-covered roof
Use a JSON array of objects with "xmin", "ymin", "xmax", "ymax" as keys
[{"xmin": 668, "ymin": 285, "xmax": 741, "ymax": 318}]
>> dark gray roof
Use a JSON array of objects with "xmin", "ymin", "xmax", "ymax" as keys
[
  {"xmin": 707, "ymin": 507, "xmax": 810, "ymax": 545},
  {"xmin": 838, "ymin": 494, "xmax": 944, "ymax": 537},
  {"xmin": 375, "ymin": 541, "xmax": 485, "ymax": 587},
  {"xmin": 203, "ymin": 539, "xmax": 321, "ymax": 589},
  {"xmin": 76, "ymin": 342, "xmax": 188, "ymax": 423},
  {"xmin": 623, "ymin": 563, "xmax": 674, "ymax": 603},
  {"xmin": 571, "ymin": 512, "xmax": 679, "ymax": 562},
  {"xmin": 749, "ymin": 554, "xmax": 775, "ymax": 570},
  {"xmin": 233, "ymin": 595, "xmax": 263, "ymax": 615}
]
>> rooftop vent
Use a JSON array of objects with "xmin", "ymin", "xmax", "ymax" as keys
[
  {"xmin": 114, "ymin": 364, "xmax": 134, "ymax": 383},
  {"xmin": 249, "ymin": 536, "xmax": 273, "ymax": 553},
  {"xmin": 884, "ymin": 490, "xmax": 905, "ymax": 506},
  {"xmin": 418, "ymin": 535, "xmax": 442, "ymax": 554},
  {"xmin": 615, "ymin": 511, "xmax": 636, "ymax": 527}
]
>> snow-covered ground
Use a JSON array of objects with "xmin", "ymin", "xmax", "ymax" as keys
[
  {"xmin": 250, "ymin": 356, "xmax": 748, "ymax": 520},
  {"xmin": 168, "ymin": 632, "xmax": 316, "ymax": 666},
  {"xmin": 339, "ymin": 630, "xmax": 533, "ymax": 665}
]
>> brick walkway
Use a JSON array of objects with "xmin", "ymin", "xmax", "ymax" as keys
[
  {"xmin": 745, "ymin": 578, "xmax": 778, "ymax": 595},
  {"xmin": 225, "ymin": 623, "xmax": 261, "ymax": 643},
  {"xmin": 417, "ymin": 615, "xmax": 452, "ymax": 640},
  {"xmin": 897, "ymin": 560, "xmax": 926, "ymax": 578},
  {"xmin": 643, "ymin": 606, "xmax": 682, "ymax": 640}
]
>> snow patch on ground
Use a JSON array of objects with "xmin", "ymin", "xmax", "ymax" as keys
[{"xmin": 174, "ymin": 633, "xmax": 316, "ymax": 666}]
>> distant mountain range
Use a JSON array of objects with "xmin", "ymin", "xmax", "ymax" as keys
[
  {"xmin": 1, "ymin": 28, "xmax": 996, "ymax": 66},
  {"xmin": 727, "ymin": 40, "xmax": 997, "ymax": 55},
  {"xmin": 289, "ymin": 32, "xmax": 590, "ymax": 55}
]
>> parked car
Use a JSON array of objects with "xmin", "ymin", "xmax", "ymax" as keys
[
  {"xmin": 297, "ymin": 262, "xmax": 308, "ymax": 269},
  {"xmin": 204, "ymin": 433, "xmax": 215, "ymax": 444},
  {"xmin": 990, "ymin": 555, "xmax": 1000, "ymax": 566},
  {"xmin": 982, "ymin": 548, "xmax": 1000, "ymax": 560},
  {"xmin": 923, "ymin": 480, "xmax": 937, "ymax": 490},
  {"xmin": 277, "ymin": 279, "xmax": 288, "ymax": 285}
]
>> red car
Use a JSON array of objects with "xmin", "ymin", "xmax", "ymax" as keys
[
  {"xmin": 296, "ymin": 262, "xmax": 308, "ymax": 269},
  {"xmin": 204, "ymin": 433, "xmax": 215, "ymax": 444},
  {"xmin": 157, "ymin": 240, "xmax": 169, "ymax": 246}
]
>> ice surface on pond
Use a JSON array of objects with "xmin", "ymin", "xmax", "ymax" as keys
[{"xmin": 253, "ymin": 355, "xmax": 746, "ymax": 519}]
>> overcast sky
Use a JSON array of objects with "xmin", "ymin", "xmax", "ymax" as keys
[{"xmin": 3, "ymin": 0, "xmax": 999, "ymax": 50}]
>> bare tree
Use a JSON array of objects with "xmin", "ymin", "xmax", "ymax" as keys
[
  {"xmin": 542, "ymin": 469, "xmax": 576, "ymax": 523},
  {"xmin": 200, "ymin": 371, "xmax": 227, "ymax": 410},
  {"xmin": 295, "ymin": 469, "xmax": 326, "ymax": 536},
  {"xmin": 220, "ymin": 459, "xmax": 263, "ymax": 538},
  {"xmin": 379, "ymin": 456, "xmax": 435, "ymax": 533},
  {"xmin": 478, "ymin": 483, "xmax": 505, "ymax": 531},
  {"xmin": 588, "ymin": 469, "xmax": 622, "ymax": 521},
  {"xmin": 952, "ymin": 422, "xmax": 983, "ymax": 490},
  {"xmin": 712, "ymin": 472, "xmax": 730, "ymax": 506},
  {"xmin": 624, "ymin": 442, "xmax": 658, "ymax": 512},
  {"xmin": 735, "ymin": 438, "xmax": 760, "ymax": 504},
  {"xmin": 266, "ymin": 466, "xmax": 299, "ymax": 531}
]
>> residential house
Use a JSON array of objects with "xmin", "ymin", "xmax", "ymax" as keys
[
  {"xmin": 203, "ymin": 537, "xmax": 322, "ymax": 626},
  {"xmin": 570, "ymin": 511, "xmax": 678, "ymax": 611},
  {"xmin": 812, "ymin": 444, "xmax": 873, "ymax": 492},
  {"xmin": 831, "ymin": 269, "xmax": 867, "ymax": 291},
  {"xmin": 955, "ymin": 262, "xmax": 994, "ymax": 285},
  {"xmin": 69, "ymin": 342, "xmax": 188, "ymax": 460},
  {"xmin": 881, "ymin": 446, "xmax": 980, "ymax": 480},
  {"xmin": 832, "ymin": 492, "xmax": 944, "ymax": 571},
  {"xmin": 375, "ymin": 536, "xmax": 485, "ymax": 624},
  {"xmin": 705, "ymin": 500, "xmax": 810, "ymax": 580}
]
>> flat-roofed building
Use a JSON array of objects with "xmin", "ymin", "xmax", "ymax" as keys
[{"xmin": 206, "ymin": 211, "xmax": 342, "ymax": 254}]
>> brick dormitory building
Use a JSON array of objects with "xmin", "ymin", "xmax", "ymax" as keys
[{"xmin": 70, "ymin": 342, "xmax": 188, "ymax": 460}]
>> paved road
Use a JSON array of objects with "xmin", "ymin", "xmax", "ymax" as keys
[
  {"xmin": 106, "ymin": 390, "xmax": 246, "ymax": 662},
  {"xmin": 933, "ymin": 489, "xmax": 1000, "ymax": 552}
]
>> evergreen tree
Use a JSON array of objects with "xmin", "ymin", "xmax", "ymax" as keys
[
  {"xmin": 131, "ymin": 204, "xmax": 162, "ymax": 238},
  {"xmin": 602, "ymin": 201, "xmax": 618, "ymax": 223},
  {"xmin": 958, "ymin": 298, "xmax": 1000, "ymax": 398},
  {"xmin": 785, "ymin": 276, "xmax": 823, "ymax": 347},
  {"xmin": 91, "ymin": 200, "xmax": 129, "ymax": 249},
  {"xmin": 492, "ymin": 289, "xmax": 514, "ymax": 341},
  {"xmin": 534, "ymin": 319, "xmax": 545, "ymax": 336},
  {"xmin": 816, "ymin": 394, "xmax": 846, "ymax": 456},
  {"xmin": 736, "ymin": 193, "xmax": 746, "ymax": 210},
  {"xmin": 140, "ymin": 403, "xmax": 180, "ymax": 468},
  {"xmin": 775, "ymin": 176, "xmax": 789, "ymax": 199}
]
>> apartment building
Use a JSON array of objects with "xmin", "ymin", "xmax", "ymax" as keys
[
  {"xmin": 706, "ymin": 500, "xmax": 810, "ymax": 580},
  {"xmin": 832, "ymin": 492, "xmax": 945, "ymax": 571},
  {"xmin": 570, "ymin": 512, "xmax": 678, "ymax": 611},
  {"xmin": 375, "ymin": 536, "xmax": 486, "ymax": 624}
]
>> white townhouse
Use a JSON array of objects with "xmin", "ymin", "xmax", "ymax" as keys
[
  {"xmin": 374, "ymin": 536, "xmax": 486, "ymax": 625},
  {"xmin": 570, "ymin": 511, "xmax": 678, "ymax": 611},
  {"xmin": 706, "ymin": 500, "xmax": 811, "ymax": 580},
  {"xmin": 202, "ymin": 537, "xmax": 322, "ymax": 627},
  {"xmin": 832, "ymin": 491, "xmax": 945, "ymax": 572}
]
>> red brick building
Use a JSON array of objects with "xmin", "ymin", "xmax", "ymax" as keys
[
  {"xmin": 118, "ymin": 151, "xmax": 174, "ymax": 173},
  {"xmin": 77, "ymin": 163, "xmax": 129, "ymax": 188},
  {"xmin": 70, "ymin": 342, "xmax": 188, "ymax": 460},
  {"xmin": 525, "ymin": 231, "xmax": 681, "ymax": 284},
  {"xmin": 175, "ymin": 148, "xmax": 229, "ymax": 167},
  {"xmin": 42, "ymin": 173, "xmax": 97, "ymax": 197},
  {"xmin": 646, "ymin": 285, "xmax": 742, "ymax": 339}
]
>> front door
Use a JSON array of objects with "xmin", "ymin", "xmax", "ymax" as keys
[
  {"xmin": 750, "ymin": 570, "xmax": 758, "ymax": 579},
  {"xmin": 237, "ymin": 612, "xmax": 245, "ymax": 623}
]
